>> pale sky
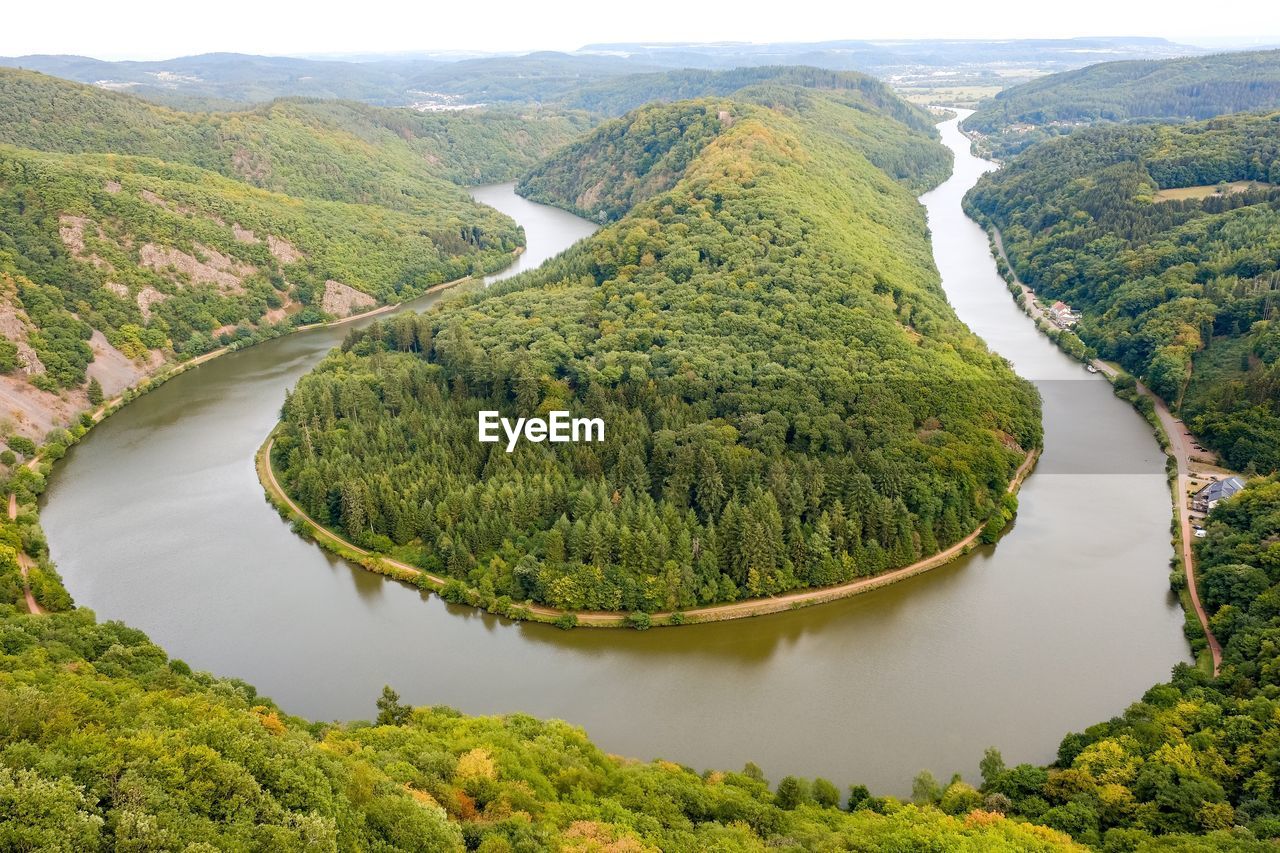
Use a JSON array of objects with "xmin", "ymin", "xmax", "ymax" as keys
[{"xmin": 2, "ymin": 0, "xmax": 1276, "ymax": 60}]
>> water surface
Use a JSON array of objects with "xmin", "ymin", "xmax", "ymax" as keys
[{"xmin": 42, "ymin": 134, "xmax": 1187, "ymax": 795}]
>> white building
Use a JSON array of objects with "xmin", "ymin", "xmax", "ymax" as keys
[{"xmin": 1049, "ymin": 301, "xmax": 1079, "ymax": 329}]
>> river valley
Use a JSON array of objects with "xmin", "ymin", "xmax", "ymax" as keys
[{"xmin": 40, "ymin": 120, "xmax": 1188, "ymax": 795}]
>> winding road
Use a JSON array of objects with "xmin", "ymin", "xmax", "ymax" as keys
[
  {"xmin": 1133, "ymin": 375, "xmax": 1223, "ymax": 674},
  {"xmin": 990, "ymin": 227, "xmax": 1223, "ymax": 674}
]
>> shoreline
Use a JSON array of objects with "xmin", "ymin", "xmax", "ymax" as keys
[
  {"xmin": 7, "ymin": 257, "xmax": 510, "ymax": 615},
  {"xmin": 982, "ymin": 219, "xmax": 1223, "ymax": 674},
  {"xmin": 257, "ymin": 431, "xmax": 1038, "ymax": 629}
]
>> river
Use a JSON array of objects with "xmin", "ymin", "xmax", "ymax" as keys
[{"xmin": 40, "ymin": 127, "xmax": 1187, "ymax": 796}]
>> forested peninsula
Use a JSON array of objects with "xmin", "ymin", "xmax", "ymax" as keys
[
  {"xmin": 271, "ymin": 77, "xmax": 1041, "ymax": 619},
  {"xmin": 965, "ymin": 112, "xmax": 1280, "ymax": 472}
]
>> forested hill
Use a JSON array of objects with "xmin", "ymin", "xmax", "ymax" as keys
[
  {"xmin": 273, "ymin": 88, "xmax": 1040, "ymax": 617},
  {"xmin": 0, "ymin": 144, "xmax": 518, "ymax": 369},
  {"xmin": 519, "ymin": 73, "xmax": 951, "ymax": 222},
  {"xmin": 556, "ymin": 65, "xmax": 943, "ymax": 127},
  {"xmin": 0, "ymin": 68, "xmax": 583, "ymax": 442},
  {"xmin": 964, "ymin": 49, "xmax": 1280, "ymax": 157},
  {"xmin": 0, "ymin": 67, "xmax": 587, "ymax": 192},
  {"xmin": 965, "ymin": 112, "xmax": 1280, "ymax": 472}
]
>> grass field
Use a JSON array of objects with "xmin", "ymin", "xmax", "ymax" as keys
[
  {"xmin": 1154, "ymin": 180, "xmax": 1268, "ymax": 201},
  {"xmin": 897, "ymin": 85, "xmax": 1006, "ymax": 107}
]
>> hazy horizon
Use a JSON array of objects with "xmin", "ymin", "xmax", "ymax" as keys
[
  {"xmin": 4, "ymin": 35, "xmax": 1279, "ymax": 65},
  {"xmin": 3, "ymin": 0, "xmax": 1277, "ymax": 62}
]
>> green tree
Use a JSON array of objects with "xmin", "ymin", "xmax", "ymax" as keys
[
  {"xmin": 375, "ymin": 685, "xmax": 411, "ymax": 726},
  {"xmin": 912, "ymin": 770, "xmax": 943, "ymax": 805},
  {"xmin": 980, "ymin": 747, "xmax": 1006, "ymax": 788},
  {"xmin": 6, "ymin": 435, "xmax": 36, "ymax": 458},
  {"xmin": 774, "ymin": 776, "xmax": 809, "ymax": 810},
  {"xmin": 812, "ymin": 777, "xmax": 841, "ymax": 808}
]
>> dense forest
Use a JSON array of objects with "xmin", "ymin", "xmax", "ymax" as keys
[
  {"xmin": 964, "ymin": 50, "xmax": 1280, "ymax": 156},
  {"xmin": 272, "ymin": 85, "xmax": 1039, "ymax": 617},
  {"xmin": 0, "ymin": 38, "xmax": 1199, "ymax": 112},
  {"xmin": 0, "ymin": 68, "xmax": 586, "ymax": 201},
  {"xmin": 553, "ymin": 66, "xmax": 947, "ymax": 135},
  {"xmin": 519, "ymin": 74, "xmax": 952, "ymax": 223},
  {"xmin": 965, "ymin": 112, "xmax": 1280, "ymax": 472}
]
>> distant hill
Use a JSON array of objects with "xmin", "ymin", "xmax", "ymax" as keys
[
  {"xmin": 555, "ymin": 65, "xmax": 941, "ymax": 128},
  {"xmin": 581, "ymin": 37, "xmax": 1200, "ymax": 71},
  {"xmin": 0, "ymin": 67, "xmax": 588, "ymax": 193},
  {"xmin": 0, "ymin": 51, "xmax": 654, "ymax": 109},
  {"xmin": 2, "ymin": 38, "xmax": 1206, "ymax": 111},
  {"xmin": 964, "ymin": 49, "xmax": 1280, "ymax": 156}
]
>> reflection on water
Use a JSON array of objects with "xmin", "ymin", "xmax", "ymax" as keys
[{"xmin": 42, "ymin": 154, "xmax": 1186, "ymax": 796}]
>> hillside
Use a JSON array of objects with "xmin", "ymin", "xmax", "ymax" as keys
[
  {"xmin": 965, "ymin": 112, "xmax": 1280, "ymax": 472},
  {"xmin": 0, "ymin": 51, "xmax": 653, "ymax": 110},
  {"xmin": 0, "ymin": 603, "xmax": 1084, "ymax": 851},
  {"xmin": 963, "ymin": 50, "xmax": 1280, "ymax": 157},
  {"xmin": 272, "ymin": 87, "xmax": 1040, "ymax": 617},
  {"xmin": 0, "ymin": 144, "xmax": 517, "ymax": 367},
  {"xmin": 519, "ymin": 70, "xmax": 951, "ymax": 223},
  {"xmin": 554, "ymin": 65, "xmax": 944, "ymax": 129},
  {"xmin": 0, "ymin": 69, "xmax": 586, "ymax": 442},
  {"xmin": 0, "ymin": 68, "xmax": 587, "ymax": 195},
  {"xmin": 1, "ymin": 39, "xmax": 1204, "ymax": 110}
]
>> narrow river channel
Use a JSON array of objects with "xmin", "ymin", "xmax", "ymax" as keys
[{"xmin": 41, "ymin": 124, "xmax": 1188, "ymax": 795}]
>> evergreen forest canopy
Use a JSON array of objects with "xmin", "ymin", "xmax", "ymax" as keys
[
  {"xmin": 965, "ymin": 112, "xmax": 1280, "ymax": 472},
  {"xmin": 272, "ymin": 83, "xmax": 1041, "ymax": 617},
  {"xmin": 963, "ymin": 50, "xmax": 1280, "ymax": 157}
]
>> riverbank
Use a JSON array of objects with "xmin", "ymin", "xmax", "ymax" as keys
[
  {"xmin": 3, "ymin": 261, "xmax": 507, "ymax": 617},
  {"xmin": 981, "ymin": 220, "xmax": 1224, "ymax": 674},
  {"xmin": 39, "ymin": 146, "xmax": 1184, "ymax": 791},
  {"xmin": 258, "ymin": 431, "xmax": 1038, "ymax": 629}
]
